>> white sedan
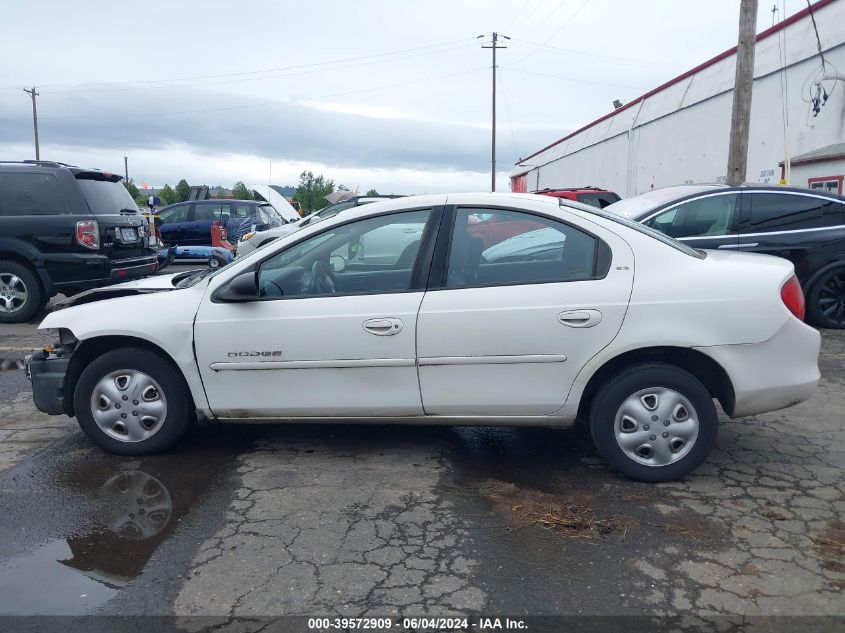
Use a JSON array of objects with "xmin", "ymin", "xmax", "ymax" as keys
[{"xmin": 27, "ymin": 193, "xmax": 820, "ymax": 482}]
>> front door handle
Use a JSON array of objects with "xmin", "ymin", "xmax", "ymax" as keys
[
  {"xmin": 363, "ymin": 318, "xmax": 403, "ymax": 336},
  {"xmin": 558, "ymin": 309, "xmax": 602, "ymax": 328}
]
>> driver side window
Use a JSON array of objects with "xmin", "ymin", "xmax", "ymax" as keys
[{"xmin": 257, "ymin": 209, "xmax": 431, "ymax": 299}]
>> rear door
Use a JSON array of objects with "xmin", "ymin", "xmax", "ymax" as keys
[
  {"xmin": 641, "ymin": 191, "xmax": 740, "ymax": 251},
  {"xmin": 739, "ymin": 190, "xmax": 845, "ymax": 283},
  {"xmin": 183, "ymin": 202, "xmax": 227, "ymax": 245},
  {"xmin": 416, "ymin": 206, "xmax": 634, "ymax": 416}
]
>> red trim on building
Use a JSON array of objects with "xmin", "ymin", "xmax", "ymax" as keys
[
  {"xmin": 808, "ymin": 175, "xmax": 844, "ymax": 194},
  {"xmin": 517, "ymin": 0, "xmax": 836, "ymax": 165}
]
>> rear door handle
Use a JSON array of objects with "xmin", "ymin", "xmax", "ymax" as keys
[
  {"xmin": 718, "ymin": 243, "xmax": 758, "ymax": 249},
  {"xmin": 363, "ymin": 318, "xmax": 403, "ymax": 336},
  {"xmin": 558, "ymin": 309, "xmax": 602, "ymax": 328}
]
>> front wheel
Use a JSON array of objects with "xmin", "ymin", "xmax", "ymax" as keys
[
  {"xmin": 589, "ymin": 363, "xmax": 718, "ymax": 482},
  {"xmin": 807, "ymin": 267, "xmax": 845, "ymax": 329},
  {"xmin": 74, "ymin": 348, "xmax": 193, "ymax": 455}
]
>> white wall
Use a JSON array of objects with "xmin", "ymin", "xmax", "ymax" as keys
[{"xmin": 518, "ymin": 0, "xmax": 845, "ymax": 197}]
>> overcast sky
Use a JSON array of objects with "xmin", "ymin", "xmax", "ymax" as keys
[{"xmin": 1, "ymin": 0, "xmax": 784, "ymax": 193}]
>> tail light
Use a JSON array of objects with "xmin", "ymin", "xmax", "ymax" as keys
[
  {"xmin": 780, "ymin": 275, "xmax": 805, "ymax": 321},
  {"xmin": 76, "ymin": 220, "xmax": 100, "ymax": 250}
]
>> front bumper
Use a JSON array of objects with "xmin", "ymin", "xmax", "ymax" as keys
[
  {"xmin": 25, "ymin": 350, "xmax": 71, "ymax": 416},
  {"xmin": 694, "ymin": 317, "xmax": 821, "ymax": 418}
]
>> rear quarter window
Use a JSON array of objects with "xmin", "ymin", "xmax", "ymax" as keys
[{"xmin": 0, "ymin": 172, "xmax": 67, "ymax": 216}]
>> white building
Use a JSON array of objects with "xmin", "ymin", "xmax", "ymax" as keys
[{"xmin": 511, "ymin": 0, "xmax": 845, "ymax": 197}]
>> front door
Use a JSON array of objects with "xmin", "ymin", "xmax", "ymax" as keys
[
  {"xmin": 193, "ymin": 207, "xmax": 437, "ymax": 418},
  {"xmin": 416, "ymin": 206, "xmax": 634, "ymax": 416},
  {"xmin": 642, "ymin": 191, "xmax": 741, "ymax": 252}
]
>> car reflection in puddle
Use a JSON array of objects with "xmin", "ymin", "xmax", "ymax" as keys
[{"xmin": 0, "ymin": 470, "xmax": 174, "ymax": 615}]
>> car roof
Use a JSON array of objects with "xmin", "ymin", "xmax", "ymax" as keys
[
  {"xmin": 0, "ymin": 160, "xmax": 121, "ymax": 178},
  {"xmin": 194, "ymin": 199, "xmax": 265, "ymax": 205},
  {"xmin": 609, "ymin": 183, "xmax": 845, "ymax": 219}
]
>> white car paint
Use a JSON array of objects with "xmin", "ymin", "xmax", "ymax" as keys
[
  {"xmin": 39, "ymin": 193, "xmax": 820, "ymax": 429},
  {"xmin": 249, "ymin": 185, "xmax": 300, "ymax": 222}
]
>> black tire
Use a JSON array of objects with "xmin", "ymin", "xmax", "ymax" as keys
[
  {"xmin": 806, "ymin": 267, "xmax": 845, "ymax": 329},
  {"xmin": 74, "ymin": 348, "xmax": 193, "ymax": 455},
  {"xmin": 0, "ymin": 259, "xmax": 44, "ymax": 324},
  {"xmin": 589, "ymin": 363, "xmax": 718, "ymax": 483}
]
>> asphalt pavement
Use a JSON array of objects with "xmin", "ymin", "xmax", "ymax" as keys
[{"xmin": 0, "ymin": 289, "xmax": 842, "ymax": 629}]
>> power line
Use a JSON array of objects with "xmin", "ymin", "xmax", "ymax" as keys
[
  {"xmin": 0, "ymin": 38, "xmax": 474, "ymax": 92},
  {"xmin": 27, "ymin": 42, "xmax": 478, "ymax": 95},
  {"xmin": 503, "ymin": 66, "xmax": 645, "ymax": 90},
  {"xmin": 0, "ymin": 67, "xmax": 488, "ymax": 122},
  {"xmin": 504, "ymin": 0, "xmax": 536, "ymax": 33},
  {"xmin": 509, "ymin": 0, "xmax": 544, "ymax": 36},
  {"xmin": 507, "ymin": 0, "xmax": 591, "ymax": 66},
  {"xmin": 506, "ymin": 36, "xmax": 680, "ymax": 70},
  {"xmin": 518, "ymin": 0, "xmax": 568, "ymax": 40}
]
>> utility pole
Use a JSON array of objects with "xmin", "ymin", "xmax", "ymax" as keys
[
  {"xmin": 124, "ymin": 156, "xmax": 129, "ymax": 183},
  {"xmin": 480, "ymin": 32, "xmax": 509, "ymax": 192},
  {"xmin": 726, "ymin": 0, "xmax": 759, "ymax": 186},
  {"xmin": 23, "ymin": 87, "xmax": 40, "ymax": 161}
]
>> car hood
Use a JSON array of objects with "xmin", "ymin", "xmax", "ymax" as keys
[{"xmin": 50, "ymin": 273, "xmax": 183, "ymax": 311}]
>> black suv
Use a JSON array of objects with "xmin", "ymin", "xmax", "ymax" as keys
[
  {"xmin": 608, "ymin": 184, "xmax": 845, "ymax": 328},
  {"xmin": 0, "ymin": 161, "xmax": 158, "ymax": 323}
]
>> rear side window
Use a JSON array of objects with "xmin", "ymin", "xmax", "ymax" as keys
[
  {"xmin": 0, "ymin": 172, "xmax": 67, "ymax": 216},
  {"xmin": 75, "ymin": 176, "xmax": 139, "ymax": 215},
  {"xmin": 194, "ymin": 203, "xmax": 227, "ymax": 221},
  {"xmin": 747, "ymin": 194, "xmax": 827, "ymax": 231},
  {"xmin": 447, "ymin": 208, "xmax": 598, "ymax": 288}
]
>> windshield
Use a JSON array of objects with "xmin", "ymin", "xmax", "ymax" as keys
[
  {"xmin": 76, "ymin": 176, "xmax": 141, "ymax": 215},
  {"xmin": 606, "ymin": 185, "xmax": 724, "ymax": 219},
  {"xmin": 574, "ymin": 201, "xmax": 705, "ymax": 259}
]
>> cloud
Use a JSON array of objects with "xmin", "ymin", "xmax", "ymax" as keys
[{"xmin": 0, "ymin": 87, "xmax": 563, "ymax": 179}]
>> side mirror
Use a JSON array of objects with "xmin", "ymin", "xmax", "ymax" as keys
[{"xmin": 214, "ymin": 271, "xmax": 258, "ymax": 302}]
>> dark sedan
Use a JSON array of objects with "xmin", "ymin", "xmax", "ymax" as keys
[{"xmin": 607, "ymin": 184, "xmax": 845, "ymax": 329}]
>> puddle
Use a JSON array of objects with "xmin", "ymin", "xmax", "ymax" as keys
[
  {"xmin": 0, "ymin": 431, "xmax": 251, "ymax": 615},
  {"xmin": 0, "ymin": 470, "xmax": 173, "ymax": 615}
]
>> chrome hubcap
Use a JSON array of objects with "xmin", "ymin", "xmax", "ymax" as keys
[
  {"xmin": 0, "ymin": 273, "xmax": 28, "ymax": 314},
  {"xmin": 614, "ymin": 387, "xmax": 699, "ymax": 467},
  {"xmin": 90, "ymin": 370, "xmax": 167, "ymax": 442}
]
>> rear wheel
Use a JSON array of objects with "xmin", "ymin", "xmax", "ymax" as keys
[
  {"xmin": 807, "ymin": 267, "xmax": 845, "ymax": 329},
  {"xmin": 0, "ymin": 260, "xmax": 44, "ymax": 324},
  {"xmin": 589, "ymin": 363, "xmax": 718, "ymax": 482},
  {"xmin": 74, "ymin": 348, "xmax": 193, "ymax": 455}
]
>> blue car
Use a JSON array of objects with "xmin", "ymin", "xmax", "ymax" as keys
[{"xmin": 156, "ymin": 199, "xmax": 288, "ymax": 246}]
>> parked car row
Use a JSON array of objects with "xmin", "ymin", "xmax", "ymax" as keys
[{"xmin": 28, "ymin": 192, "xmax": 820, "ymax": 483}]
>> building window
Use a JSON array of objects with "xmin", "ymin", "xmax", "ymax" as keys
[{"xmin": 808, "ymin": 176, "xmax": 843, "ymax": 195}]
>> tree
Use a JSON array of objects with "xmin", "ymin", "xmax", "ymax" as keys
[
  {"xmin": 159, "ymin": 184, "xmax": 178, "ymax": 206},
  {"xmin": 134, "ymin": 194, "xmax": 147, "ymax": 207},
  {"xmin": 337, "ymin": 184, "xmax": 350, "ymax": 192},
  {"xmin": 366, "ymin": 188, "xmax": 379, "ymax": 196},
  {"xmin": 123, "ymin": 178, "xmax": 139, "ymax": 199},
  {"xmin": 252, "ymin": 189, "xmax": 265, "ymax": 201},
  {"xmin": 232, "ymin": 181, "xmax": 251, "ymax": 199},
  {"xmin": 175, "ymin": 179, "xmax": 191, "ymax": 202},
  {"xmin": 293, "ymin": 171, "xmax": 334, "ymax": 214}
]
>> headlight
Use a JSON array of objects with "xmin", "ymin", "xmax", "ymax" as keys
[{"xmin": 241, "ymin": 232, "xmax": 256, "ymax": 242}]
